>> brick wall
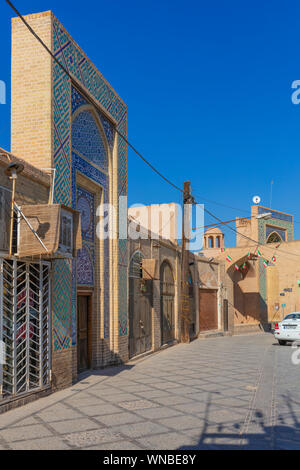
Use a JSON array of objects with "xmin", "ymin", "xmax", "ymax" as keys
[
  {"xmin": 128, "ymin": 233, "xmax": 180, "ymax": 357},
  {"xmin": 0, "ymin": 154, "xmax": 50, "ymax": 205},
  {"xmin": 52, "ymin": 349, "xmax": 73, "ymax": 390},
  {"xmin": 11, "ymin": 12, "xmax": 53, "ymax": 167},
  {"xmin": 11, "ymin": 10, "xmax": 128, "ymax": 388}
]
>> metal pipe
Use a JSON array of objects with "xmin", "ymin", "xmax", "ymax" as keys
[{"xmin": 9, "ymin": 173, "xmax": 16, "ymax": 257}]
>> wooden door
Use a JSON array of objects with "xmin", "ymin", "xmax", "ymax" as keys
[
  {"xmin": 160, "ymin": 262, "xmax": 175, "ymax": 345},
  {"xmin": 199, "ymin": 288, "xmax": 218, "ymax": 331},
  {"xmin": 129, "ymin": 278, "xmax": 153, "ymax": 358},
  {"xmin": 161, "ymin": 295, "xmax": 175, "ymax": 344},
  {"xmin": 77, "ymin": 295, "xmax": 89, "ymax": 372}
]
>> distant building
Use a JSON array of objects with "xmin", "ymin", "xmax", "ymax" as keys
[
  {"xmin": 127, "ymin": 211, "xmax": 233, "ymax": 360},
  {"xmin": 201, "ymin": 205, "xmax": 300, "ymax": 333}
]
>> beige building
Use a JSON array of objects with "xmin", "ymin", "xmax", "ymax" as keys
[
  {"xmin": 202, "ymin": 204, "xmax": 300, "ymax": 333},
  {"xmin": 127, "ymin": 208, "xmax": 233, "ymax": 360},
  {"xmin": 10, "ymin": 10, "xmax": 129, "ymax": 385},
  {"xmin": 0, "ymin": 149, "xmax": 52, "ymax": 413},
  {"xmin": 1, "ymin": 9, "xmax": 129, "ymax": 413}
]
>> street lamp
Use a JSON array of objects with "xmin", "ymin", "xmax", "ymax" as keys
[
  {"xmin": 256, "ymin": 212, "xmax": 272, "ymax": 220},
  {"xmin": 4, "ymin": 162, "xmax": 24, "ymax": 256}
]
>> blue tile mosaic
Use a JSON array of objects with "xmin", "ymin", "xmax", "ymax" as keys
[
  {"xmin": 266, "ymin": 225, "xmax": 286, "ymax": 242},
  {"xmin": 72, "ymin": 87, "xmax": 115, "ymax": 153},
  {"xmin": 77, "ymin": 243, "xmax": 94, "ymax": 286},
  {"xmin": 72, "ymin": 110, "xmax": 108, "ymax": 172},
  {"xmin": 77, "ymin": 186, "xmax": 95, "ymax": 243},
  {"xmin": 52, "ymin": 16, "xmax": 128, "ymax": 349},
  {"xmin": 258, "ymin": 206, "xmax": 293, "ymax": 223}
]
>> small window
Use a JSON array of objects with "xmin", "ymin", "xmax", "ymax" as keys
[
  {"xmin": 129, "ymin": 252, "xmax": 143, "ymax": 279},
  {"xmin": 284, "ymin": 313, "xmax": 300, "ymax": 321},
  {"xmin": 59, "ymin": 209, "xmax": 73, "ymax": 255},
  {"xmin": 267, "ymin": 232, "xmax": 282, "ymax": 244}
]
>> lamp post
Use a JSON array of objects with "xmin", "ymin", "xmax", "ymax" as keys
[
  {"xmin": 4, "ymin": 162, "xmax": 24, "ymax": 256},
  {"xmin": 255, "ymin": 212, "xmax": 272, "ymax": 220}
]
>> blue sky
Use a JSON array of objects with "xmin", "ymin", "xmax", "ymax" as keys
[{"xmin": 1, "ymin": 0, "xmax": 300, "ymax": 246}]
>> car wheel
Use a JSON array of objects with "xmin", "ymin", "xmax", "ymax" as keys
[{"xmin": 278, "ymin": 340, "xmax": 286, "ymax": 345}]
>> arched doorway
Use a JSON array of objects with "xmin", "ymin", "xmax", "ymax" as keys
[
  {"xmin": 160, "ymin": 261, "xmax": 175, "ymax": 345},
  {"xmin": 72, "ymin": 102, "xmax": 111, "ymax": 370},
  {"xmin": 266, "ymin": 232, "xmax": 282, "ymax": 244},
  {"xmin": 228, "ymin": 258, "xmax": 261, "ymax": 325},
  {"xmin": 129, "ymin": 252, "xmax": 153, "ymax": 358},
  {"xmin": 188, "ymin": 271, "xmax": 196, "ymax": 339}
]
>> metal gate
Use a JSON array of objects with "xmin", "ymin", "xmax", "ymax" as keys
[
  {"xmin": 129, "ymin": 252, "xmax": 153, "ymax": 359},
  {"xmin": 160, "ymin": 261, "xmax": 175, "ymax": 345},
  {"xmin": 129, "ymin": 278, "xmax": 153, "ymax": 358},
  {"xmin": 0, "ymin": 259, "xmax": 51, "ymax": 400}
]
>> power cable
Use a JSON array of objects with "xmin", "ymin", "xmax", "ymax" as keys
[
  {"xmin": 5, "ymin": 0, "xmax": 184, "ymax": 196},
  {"xmin": 5, "ymin": 1, "xmax": 300, "ymax": 262},
  {"xmin": 190, "ymin": 187, "xmax": 250, "ymax": 215},
  {"xmin": 193, "ymin": 200, "xmax": 300, "ymax": 259}
]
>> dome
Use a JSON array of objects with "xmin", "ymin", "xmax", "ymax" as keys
[
  {"xmin": 204, "ymin": 227, "xmax": 224, "ymax": 235},
  {"xmin": 203, "ymin": 227, "xmax": 225, "ymax": 249}
]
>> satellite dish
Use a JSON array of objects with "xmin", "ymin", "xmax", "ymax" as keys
[{"xmin": 252, "ymin": 195, "xmax": 261, "ymax": 204}]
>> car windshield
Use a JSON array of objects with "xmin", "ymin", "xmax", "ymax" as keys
[{"xmin": 284, "ymin": 313, "xmax": 300, "ymax": 321}]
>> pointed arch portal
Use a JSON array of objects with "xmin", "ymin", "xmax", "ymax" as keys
[
  {"xmin": 129, "ymin": 252, "xmax": 153, "ymax": 358},
  {"xmin": 160, "ymin": 261, "xmax": 175, "ymax": 345}
]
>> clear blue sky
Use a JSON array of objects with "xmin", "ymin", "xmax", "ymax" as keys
[{"xmin": 1, "ymin": 0, "xmax": 300, "ymax": 246}]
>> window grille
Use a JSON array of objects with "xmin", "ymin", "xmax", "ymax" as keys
[{"xmin": 0, "ymin": 259, "xmax": 51, "ymax": 400}]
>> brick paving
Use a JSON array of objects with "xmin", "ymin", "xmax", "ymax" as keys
[{"xmin": 0, "ymin": 333, "xmax": 300, "ymax": 450}]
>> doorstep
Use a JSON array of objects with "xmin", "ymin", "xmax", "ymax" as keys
[
  {"xmin": 233, "ymin": 323, "xmax": 266, "ymax": 335},
  {"xmin": 197, "ymin": 330, "xmax": 230, "ymax": 339}
]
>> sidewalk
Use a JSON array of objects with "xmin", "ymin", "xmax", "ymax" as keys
[{"xmin": 0, "ymin": 333, "xmax": 298, "ymax": 450}]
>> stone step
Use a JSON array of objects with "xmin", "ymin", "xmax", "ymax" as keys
[
  {"xmin": 198, "ymin": 330, "xmax": 228, "ymax": 339},
  {"xmin": 233, "ymin": 324, "xmax": 265, "ymax": 335}
]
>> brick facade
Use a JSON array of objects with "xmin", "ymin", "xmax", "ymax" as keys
[
  {"xmin": 128, "ymin": 220, "xmax": 232, "ymax": 359},
  {"xmin": 202, "ymin": 205, "xmax": 299, "ymax": 332},
  {"xmin": 10, "ymin": 11, "xmax": 128, "ymax": 391}
]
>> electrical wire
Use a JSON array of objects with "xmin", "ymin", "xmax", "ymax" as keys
[
  {"xmin": 5, "ymin": 0, "xmax": 300, "ymax": 262},
  {"xmin": 5, "ymin": 0, "xmax": 184, "ymax": 196},
  {"xmin": 190, "ymin": 187, "xmax": 250, "ymax": 215},
  {"xmin": 193, "ymin": 214, "xmax": 257, "ymax": 231},
  {"xmin": 191, "ymin": 185, "xmax": 300, "ymax": 224},
  {"xmin": 193, "ymin": 200, "xmax": 300, "ymax": 259}
]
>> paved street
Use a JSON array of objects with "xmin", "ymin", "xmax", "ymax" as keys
[{"xmin": 0, "ymin": 333, "xmax": 299, "ymax": 450}]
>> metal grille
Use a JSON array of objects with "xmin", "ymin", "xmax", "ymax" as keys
[
  {"xmin": 129, "ymin": 252, "xmax": 144, "ymax": 279},
  {"xmin": 0, "ymin": 259, "xmax": 51, "ymax": 399}
]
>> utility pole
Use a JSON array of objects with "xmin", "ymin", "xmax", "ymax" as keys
[{"xmin": 180, "ymin": 181, "xmax": 193, "ymax": 343}]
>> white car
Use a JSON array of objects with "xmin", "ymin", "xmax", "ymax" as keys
[{"xmin": 274, "ymin": 313, "xmax": 300, "ymax": 345}]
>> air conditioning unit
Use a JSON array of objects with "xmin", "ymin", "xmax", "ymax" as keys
[
  {"xmin": 0, "ymin": 186, "xmax": 11, "ymax": 253},
  {"xmin": 17, "ymin": 204, "xmax": 82, "ymax": 259}
]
